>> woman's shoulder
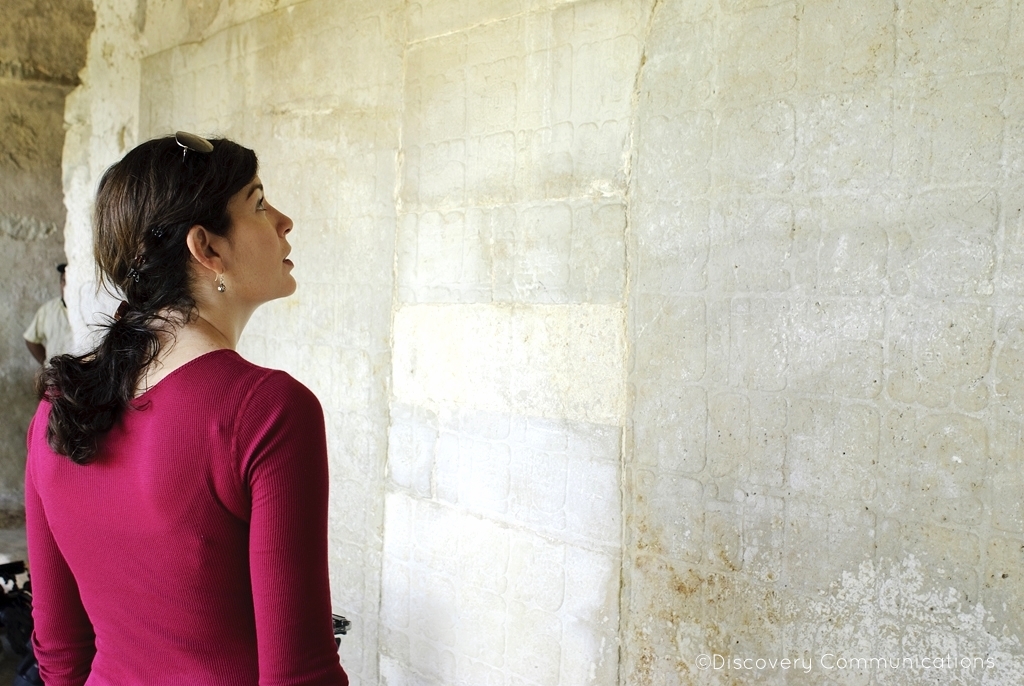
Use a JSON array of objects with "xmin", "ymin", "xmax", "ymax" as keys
[
  {"xmin": 144, "ymin": 349, "xmax": 319, "ymax": 413},
  {"xmin": 213, "ymin": 352, "xmax": 321, "ymax": 415}
]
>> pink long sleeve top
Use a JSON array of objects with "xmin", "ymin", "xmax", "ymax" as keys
[{"xmin": 25, "ymin": 350, "xmax": 349, "ymax": 686}]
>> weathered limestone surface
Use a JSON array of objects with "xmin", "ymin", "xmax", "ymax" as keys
[
  {"xmin": 0, "ymin": 0, "xmax": 92, "ymax": 511},
  {"xmin": 626, "ymin": 0, "xmax": 1024, "ymax": 684},
  {"xmin": 62, "ymin": 0, "xmax": 1024, "ymax": 684},
  {"xmin": 385, "ymin": 3, "xmax": 639, "ymax": 682}
]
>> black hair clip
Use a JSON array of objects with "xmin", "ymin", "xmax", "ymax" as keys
[
  {"xmin": 126, "ymin": 267, "xmax": 140, "ymax": 283},
  {"xmin": 151, "ymin": 225, "xmax": 165, "ymax": 238}
]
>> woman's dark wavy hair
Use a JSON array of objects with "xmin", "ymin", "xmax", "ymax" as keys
[{"xmin": 37, "ymin": 135, "xmax": 258, "ymax": 464}]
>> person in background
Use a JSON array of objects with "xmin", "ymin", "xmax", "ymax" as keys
[
  {"xmin": 25, "ymin": 132, "xmax": 348, "ymax": 686},
  {"xmin": 23, "ymin": 263, "xmax": 74, "ymax": 365}
]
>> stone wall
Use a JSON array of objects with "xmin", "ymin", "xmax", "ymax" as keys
[
  {"xmin": 64, "ymin": 0, "xmax": 1024, "ymax": 684},
  {"xmin": 0, "ymin": 0, "xmax": 93, "ymax": 513},
  {"xmin": 626, "ymin": 0, "xmax": 1024, "ymax": 683}
]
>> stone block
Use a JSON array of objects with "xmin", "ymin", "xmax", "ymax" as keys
[
  {"xmin": 512, "ymin": 202, "xmax": 574, "ymax": 299},
  {"xmin": 707, "ymin": 393, "xmax": 749, "ymax": 479},
  {"xmin": 571, "ymin": 35, "xmax": 642, "ymax": 124},
  {"xmin": 510, "ymin": 305, "xmax": 626, "ymax": 422},
  {"xmin": 408, "ymin": 635, "xmax": 457, "ymax": 684},
  {"xmin": 741, "ymin": 494, "xmax": 784, "ymax": 584},
  {"xmin": 387, "ymin": 404, "xmax": 438, "ymax": 497},
  {"xmin": 397, "ymin": 209, "xmax": 492, "ymax": 303},
  {"xmin": 454, "ymin": 585, "xmax": 507, "ymax": 665},
  {"xmin": 714, "ymin": 101, "xmax": 796, "ymax": 194},
  {"xmin": 632, "ymin": 469, "xmax": 704, "ymax": 563},
  {"xmin": 877, "ymin": 519, "xmax": 979, "ymax": 602},
  {"xmin": 560, "ymin": 616, "xmax": 616, "ymax": 685},
  {"xmin": 404, "ymin": 37, "xmax": 468, "ymax": 146},
  {"xmin": 633, "ymin": 200, "xmax": 710, "ymax": 295},
  {"xmin": 458, "ymin": 437, "xmax": 513, "ymax": 514},
  {"xmin": 718, "ymin": 3, "xmax": 797, "ymax": 103},
  {"xmin": 729, "ymin": 298, "xmax": 789, "ymax": 391},
  {"xmin": 981, "ymin": 535, "xmax": 1024, "ymax": 641},
  {"xmin": 632, "ymin": 294, "xmax": 707, "ymax": 382},
  {"xmin": 704, "ymin": 499, "xmax": 742, "ymax": 572},
  {"xmin": 710, "ymin": 198, "xmax": 794, "ymax": 292},
  {"xmin": 807, "ymin": 196, "xmax": 889, "ymax": 296},
  {"xmin": 0, "ymin": 0, "xmax": 93, "ymax": 85},
  {"xmin": 381, "ymin": 559, "xmax": 411, "ymax": 629},
  {"xmin": 910, "ymin": 414, "xmax": 988, "ymax": 527},
  {"xmin": 465, "ymin": 132, "xmax": 517, "ymax": 204},
  {"xmin": 505, "ymin": 602, "xmax": 562, "ymax": 684},
  {"xmin": 568, "ymin": 118, "xmax": 631, "ymax": 197},
  {"xmin": 521, "ymin": 123, "xmax": 574, "ymax": 197},
  {"xmin": 786, "ymin": 400, "xmax": 878, "ymax": 503},
  {"xmin": 328, "ymin": 408, "xmax": 385, "ymax": 484},
  {"xmin": 996, "ymin": 310, "xmax": 1024, "ymax": 413},
  {"xmin": 521, "ymin": 40, "xmax": 573, "ymax": 127},
  {"xmin": 567, "ymin": 202, "xmax": 626, "ymax": 303},
  {"xmin": 798, "ymin": 0, "xmax": 895, "ymax": 89},
  {"xmin": 998, "ymin": 188, "xmax": 1024, "ymax": 296},
  {"xmin": 456, "ymin": 514, "xmax": 511, "ymax": 595},
  {"xmin": 1007, "ymin": 76, "xmax": 1024, "ymax": 179},
  {"xmin": 991, "ymin": 417, "xmax": 1024, "ymax": 534},
  {"xmin": 563, "ymin": 545, "xmax": 618, "ymax": 620},
  {"xmin": 632, "ymin": 381, "xmax": 707, "ymax": 475},
  {"xmin": 788, "ymin": 300, "xmax": 884, "ymax": 398},
  {"xmin": 411, "ymin": 503, "xmax": 461, "ymax": 579},
  {"xmin": 635, "ymin": 110, "xmax": 714, "ymax": 200},
  {"xmin": 783, "ymin": 500, "xmax": 875, "ymax": 595},
  {"xmin": 742, "ymin": 396, "xmax": 787, "ymax": 489},
  {"xmin": 408, "ymin": 139, "xmax": 468, "ymax": 209},
  {"xmin": 888, "ymin": 188, "xmax": 998, "ymax": 298},
  {"xmin": 642, "ymin": 17, "xmax": 714, "ymax": 113},
  {"xmin": 399, "ymin": 200, "xmax": 624, "ymax": 304},
  {"xmin": 795, "ymin": 89, "xmax": 894, "ymax": 193},
  {"xmin": 466, "ymin": 53, "xmax": 520, "ymax": 137},
  {"xmin": 508, "ymin": 534, "xmax": 565, "ymax": 612},
  {"xmin": 893, "ymin": 74, "xmax": 1005, "ymax": 185},
  {"xmin": 509, "ymin": 443, "xmax": 567, "ymax": 528},
  {"xmin": 896, "ymin": 0, "xmax": 1010, "ymax": 76},
  {"xmin": 432, "ymin": 409, "xmax": 620, "ymax": 546},
  {"xmin": 879, "ymin": 411, "xmax": 988, "ymax": 527},
  {"xmin": 0, "ymin": 80, "xmax": 72, "ymax": 218},
  {"xmin": 887, "ymin": 302, "xmax": 994, "ymax": 408},
  {"xmin": 333, "ymin": 283, "xmax": 394, "ymax": 352},
  {"xmin": 382, "ymin": 494, "xmax": 617, "ymax": 684}
]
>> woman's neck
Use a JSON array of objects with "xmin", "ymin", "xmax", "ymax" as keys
[{"xmin": 134, "ymin": 311, "xmax": 240, "ymax": 397}]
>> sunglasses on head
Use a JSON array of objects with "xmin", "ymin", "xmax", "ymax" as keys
[{"xmin": 174, "ymin": 131, "xmax": 214, "ymax": 162}]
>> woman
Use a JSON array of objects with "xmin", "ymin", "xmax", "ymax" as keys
[{"xmin": 26, "ymin": 133, "xmax": 349, "ymax": 686}]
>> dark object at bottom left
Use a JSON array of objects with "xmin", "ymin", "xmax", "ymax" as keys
[{"xmin": 0, "ymin": 561, "xmax": 40, "ymax": 686}]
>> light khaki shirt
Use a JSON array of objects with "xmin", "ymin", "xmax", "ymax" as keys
[{"xmin": 24, "ymin": 296, "xmax": 74, "ymax": 360}]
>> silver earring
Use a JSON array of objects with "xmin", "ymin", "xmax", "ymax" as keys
[{"xmin": 217, "ymin": 275, "xmax": 226, "ymax": 293}]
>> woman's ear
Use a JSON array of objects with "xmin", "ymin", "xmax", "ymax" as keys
[{"xmin": 185, "ymin": 225, "xmax": 225, "ymax": 276}]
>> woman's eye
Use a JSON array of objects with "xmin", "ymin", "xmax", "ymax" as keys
[{"xmin": 256, "ymin": 197, "xmax": 266, "ymax": 211}]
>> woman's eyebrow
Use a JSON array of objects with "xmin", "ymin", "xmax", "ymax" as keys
[{"xmin": 246, "ymin": 183, "xmax": 264, "ymax": 199}]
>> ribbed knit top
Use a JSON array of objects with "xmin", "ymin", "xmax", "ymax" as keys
[{"xmin": 25, "ymin": 350, "xmax": 349, "ymax": 686}]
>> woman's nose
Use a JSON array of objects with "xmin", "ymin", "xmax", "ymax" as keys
[{"xmin": 277, "ymin": 209, "xmax": 293, "ymax": 235}]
